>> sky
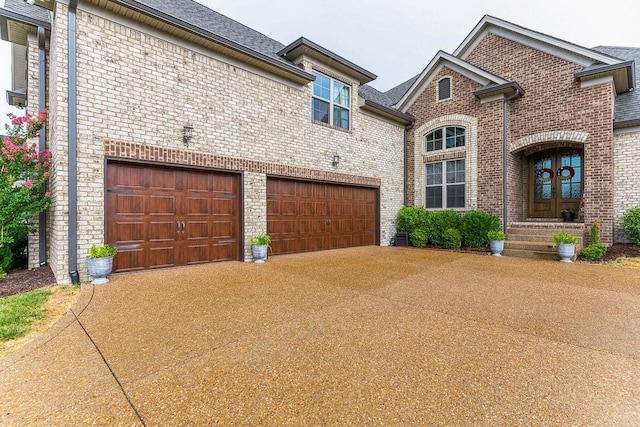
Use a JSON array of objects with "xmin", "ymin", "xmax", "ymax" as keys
[{"xmin": 1, "ymin": 0, "xmax": 639, "ymax": 129}]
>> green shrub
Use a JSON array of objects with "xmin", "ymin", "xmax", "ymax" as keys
[
  {"xmin": 460, "ymin": 210, "xmax": 500, "ymax": 247},
  {"xmin": 410, "ymin": 227, "xmax": 430, "ymax": 248},
  {"xmin": 427, "ymin": 210, "xmax": 461, "ymax": 246},
  {"xmin": 396, "ymin": 206, "xmax": 429, "ymax": 233},
  {"xmin": 487, "ymin": 230, "xmax": 505, "ymax": 241},
  {"xmin": 580, "ymin": 243, "xmax": 607, "ymax": 259},
  {"xmin": 442, "ymin": 228, "xmax": 462, "ymax": 249},
  {"xmin": 88, "ymin": 244, "xmax": 118, "ymax": 259},
  {"xmin": 590, "ymin": 218, "xmax": 602, "ymax": 245},
  {"xmin": 249, "ymin": 232, "xmax": 271, "ymax": 246},
  {"xmin": 621, "ymin": 207, "xmax": 640, "ymax": 244},
  {"xmin": 552, "ymin": 230, "xmax": 577, "ymax": 245}
]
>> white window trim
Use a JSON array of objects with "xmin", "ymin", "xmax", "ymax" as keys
[
  {"xmin": 311, "ymin": 70, "xmax": 351, "ymax": 130},
  {"xmin": 423, "ymin": 125, "xmax": 466, "ymax": 153},
  {"xmin": 425, "ymin": 159, "xmax": 466, "ymax": 209},
  {"xmin": 414, "ymin": 115, "xmax": 479, "ymax": 210}
]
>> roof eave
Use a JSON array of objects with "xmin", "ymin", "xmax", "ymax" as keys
[
  {"xmin": 6, "ymin": 89, "xmax": 26, "ymax": 107},
  {"xmin": 361, "ymin": 99, "xmax": 415, "ymax": 125},
  {"xmin": 473, "ymin": 81, "xmax": 525, "ymax": 99},
  {"xmin": 575, "ymin": 61, "xmax": 635, "ymax": 94},
  {"xmin": 278, "ymin": 37, "xmax": 377, "ymax": 84},
  {"xmin": 0, "ymin": 7, "xmax": 50, "ymax": 43},
  {"xmin": 108, "ymin": 0, "xmax": 314, "ymax": 85},
  {"xmin": 614, "ymin": 118, "xmax": 640, "ymax": 129}
]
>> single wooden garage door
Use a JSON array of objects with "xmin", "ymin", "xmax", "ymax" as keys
[
  {"xmin": 106, "ymin": 162, "xmax": 240, "ymax": 273},
  {"xmin": 267, "ymin": 178, "xmax": 378, "ymax": 255}
]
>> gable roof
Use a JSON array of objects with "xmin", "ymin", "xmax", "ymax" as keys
[{"xmin": 394, "ymin": 50, "xmax": 518, "ymax": 112}]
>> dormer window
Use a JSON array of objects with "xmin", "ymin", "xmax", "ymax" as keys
[
  {"xmin": 437, "ymin": 77, "xmax": 451, "ymax": 101},
  {"xmin": 312, "ymin": 70, "xmax": 351, "ymax": 130}
]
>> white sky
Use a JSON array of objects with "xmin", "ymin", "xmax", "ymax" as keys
[{"xmin": 1, "ymin": 0, "xmax": 639, "ymax": 129}]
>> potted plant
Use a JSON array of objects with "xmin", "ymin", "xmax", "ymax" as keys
[
  {"xmin": 249, "ymin": 232, "xmax": 271, "ymax": 264},
  {"xmin": 86, "ymin": 243, "xmax": 118, "ymax": 284},
  {"xmin": 487, "ymin": 230, "xmax": 505, "ymax": 256},
  {"xmin": 561, "ymin": 208, "xmax": 575, "ymax": 222},
  {"xmin": 552, "ymin": 230, "xmax": 577, "ymax": 263}
]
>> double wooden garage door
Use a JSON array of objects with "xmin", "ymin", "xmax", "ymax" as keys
[
  {"xmin": 267, "ymin": 178, "xmax": 378, "ymax": 254},
  {"xmin": 106, "ymin": 162, "xmax": 240, "ymax": 273},
  {"xmin": 106, "ymin": 163, "xmax": 378, "ymax": 272}
]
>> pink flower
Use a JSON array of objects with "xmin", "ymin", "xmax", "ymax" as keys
[
  {"xmin": 43, "ymin": 172, "xmax": 50, "ymax": 177},
  {"xmin": 25, "ymin": 179, "xmax": 33, "ymax": 189},
  {"xmin": 45, "ymin": 191, "xmax": 51, "ymax": 198},
  {"xmin": 44, "ymin": 161, "xmax": 51, "ymax": 168}
]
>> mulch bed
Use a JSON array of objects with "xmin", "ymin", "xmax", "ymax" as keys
[
  {"xmin": 1, "ymin": 244, "xmax": 639, "ymax": 298},
  {"xmin": 0, "ymin": 266, "xmax": 57, "ymax": 298}
]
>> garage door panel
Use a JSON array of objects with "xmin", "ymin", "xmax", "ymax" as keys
[
  {"xmin": 107, "ymin": 162, "xmax": 240, "ymax": 273},
  {"xmin": 148, "ymin": 221, "xmax": 178, "ymax": 242},
  {"xmin": 149, "ymin": 195, "xmax": 176, "ymax": 216},
  {"xmin": 267, "ymin": 178, "xmax": 377, "ymax": 255}
]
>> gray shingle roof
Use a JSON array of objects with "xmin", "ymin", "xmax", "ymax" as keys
[
  {"xmin": 3, "ymin": 0, "xmax": 50, "ymax": 23},
  {"xmin": 358, "ymin": 84, "xmax": 394, "ymax": 107},
  {"xmin": 384, "ymin": 75, "xmax": 420, "ymax": 107},
  {"xmin": 593, "ymin": 46, "xmax": 640, "ymax": 124}
]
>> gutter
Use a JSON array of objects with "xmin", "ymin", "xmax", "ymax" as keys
[
  {"xmin": 68, "ymin": 0, "xmax": 79, "ymax": 282},
  {"xmin": 38, "ymin": 25, "xmax": 46, "ymax": 265},
  {"xmin": 108, "ymin": 0, "xmax": 314, "ymax": 84},
  {"xmin": 502, "ymin": 89, "xmax": 522, "ymax": 233},
  {"xmin": 404, "ymin": 121, "xmax": 415, "ymax": 206}
]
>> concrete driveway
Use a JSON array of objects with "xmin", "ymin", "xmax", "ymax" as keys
[{"xmin": 1, "ymin": 246, "xmax": 639, "ymax": 425}]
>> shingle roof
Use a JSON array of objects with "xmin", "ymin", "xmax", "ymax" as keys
[
  {"xmin": 3, "ymin": 0, "xmax": 50, "ymax": 23},
  {"xmin": 384, "ymin": 75, "xmax": 420, "ymax": 107},
  {"xmin": 593, "ymin": 46, "xmax": 640, "ymax": 124},
  {"xmin": 358, "ymin": 84, "xmax": 394, "ymax": 107}
]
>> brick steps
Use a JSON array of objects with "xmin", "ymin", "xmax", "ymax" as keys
[{"xmin": 503, "ymin": 222, "xmax": 585, "ymax": 261}]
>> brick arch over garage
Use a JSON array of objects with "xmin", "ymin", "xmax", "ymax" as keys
[{"xmin": 510, "ymin": 130, "xmax": 589, "ymax": 153}]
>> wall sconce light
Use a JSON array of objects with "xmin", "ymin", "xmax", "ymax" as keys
[
  {"xmin": 183, "ymin": 123, "xmax": 194, "ymax": 147},
  {"xmin": 332, "ymin": 153, "xmax": 340, "ymax": 167}
]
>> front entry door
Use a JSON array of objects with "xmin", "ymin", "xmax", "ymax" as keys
[{"xmin": 529, "ymin": 150, "xmax": 582, "ymax": 218}]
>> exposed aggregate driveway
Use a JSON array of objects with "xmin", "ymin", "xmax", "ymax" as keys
[{"xmin": 1, "ymin": 246, "xmax": 639, "ymax": 426}]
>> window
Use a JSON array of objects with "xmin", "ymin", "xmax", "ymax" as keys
[
  {"xmin": 438, "ymin": 78, "xmax": 451, "ymax": 101},
  {"xmin": 312, "ymin": 70, "xmax": 350, "ymax": 130},
  {"xmin": 424, "ymin": 126, "xmax": 465, "ymax": 152},
  {"xmin": 425, "ymin": 159, "xmax": 465, "ymax": 209}
]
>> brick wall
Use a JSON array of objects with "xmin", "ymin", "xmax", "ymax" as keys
[
  {"xmin": 40, "ymin": 5, "xmax": 405, "ymax": 282},
  {"xmin": 465, "ymin": 34, "xmax": 615, "ymax": 244},
  {"xmin": 613, "ymin": 129, "xmax": 640, "ymax": 242},
  {"xmin": 405, "ymin": 33, "xmax": 616, "ymax": 244}
]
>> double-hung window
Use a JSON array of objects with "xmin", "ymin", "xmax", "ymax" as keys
[
  {"xmin": 425, "ymin": 159, "xmax": 466, "ymax": 209},
  {"xmin": 312, "ymin": 70, "xmax": 350, "ymax": 130}
]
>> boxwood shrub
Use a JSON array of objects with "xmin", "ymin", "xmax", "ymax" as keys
[
  {"xmin": 443, "ymin": 228, "xmax": 462, "ymax": 249},
  {"xmin": 427, "ymin": 210, "xmax": 461, "ymax": 246},
  {"xmin": 460, "ymin": 210, "xmax": 500, "ymax": 247},
  {"xmin": 410, "ymin": 227, "xmax": 430, "ymax": 248},
  {"xmin": 621, "ymin": 207, "xmax": 640, "ymax": 244},
  {"xmin": 396, "ymin": 206, "xmax": 429, "ymax": 233}
]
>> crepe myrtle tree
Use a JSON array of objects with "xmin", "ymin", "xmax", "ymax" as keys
[{"xmin": 0, "ymin": 111, "xmax": 51, "ymax": 278}]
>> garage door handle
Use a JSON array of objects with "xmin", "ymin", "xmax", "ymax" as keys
[
  {"xmin": 177, "ymin": 221, "xmax": 181, "ymax": 233},
  {"xmin": 181, "ymin": 221, "xmax": 186, "ymax": 233}
]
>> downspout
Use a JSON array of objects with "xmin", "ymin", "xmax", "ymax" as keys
[
  {"xmin": 68, "ymin": 0, "xmax": 79, "ymax": 282},
  {"xmin": 502, "ymin": 89, "xmax": 521, "ymax": 233},
  {"xmin": 37, "ymin": 25, "xmax": 46, "ymax": 266},
  {"xmin": 403, "ymin": 121, "xmax": 415, "ymax": 206}
]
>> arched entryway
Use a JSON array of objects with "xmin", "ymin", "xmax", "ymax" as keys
[{"xmin": 528, "ymin": 148, "xmax": 583, "ymax": 219}]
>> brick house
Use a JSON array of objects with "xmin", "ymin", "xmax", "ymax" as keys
[{"xmin": 1, "ymin": 2, "xmax": 638, "ymax": 283}]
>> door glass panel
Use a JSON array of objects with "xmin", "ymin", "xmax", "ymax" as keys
[
  {"xmin": 559, "ymin": 153, "xmax": 582, "ymax": 199},
  {"xmin": 534, "ymin": 157, "xmax": 552, "ymax": 200}
]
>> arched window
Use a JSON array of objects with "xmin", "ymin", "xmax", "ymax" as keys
[
  {"xmin": 424, "ymin": 126, "xmax": 465, "ymax": 152},
  {"xmin": 437, "ymin": 78, "xmax": 451, "ymax": 101}
]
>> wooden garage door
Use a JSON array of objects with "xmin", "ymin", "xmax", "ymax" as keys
[
  {"xmin": 267, "ymin": 178, "xmax": 378, "ymax": 255},
  {"xmin": 106, "ymin": 162, "xmax": 240, "ymax": 273}
]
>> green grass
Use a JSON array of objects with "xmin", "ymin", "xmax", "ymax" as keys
[{"xmin": 0, "ymin": 289, "xmax": 52, "ymax": 341}]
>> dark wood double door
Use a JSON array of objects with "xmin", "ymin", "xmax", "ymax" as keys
[
  {"xmin": 267, "ymin": 178, "xmax": 378, "ymax": 255},
  {"xmin": 106, "ymin": 162, "xmax": 240, "ymax": 273},
  {"xmin": 529, "ymin": 149, "xmax": 582, "ymax": 219}
]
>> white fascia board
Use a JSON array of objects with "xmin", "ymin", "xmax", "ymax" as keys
[
  {"xmin": 454, "ymin": 16, "xmax": 622, "ymax": 67},
  {"xmin": 395, "ymin": 51, "xmax": 507, "ymax": 112}
]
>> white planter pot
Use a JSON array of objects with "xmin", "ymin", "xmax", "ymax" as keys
[
  {"xmin": 489, "ymin": 240, "xmax": 504, "ymax": 256},
  {"xmin": 86, "ymin": 256, "xmax": 114, "ymax": 284},
  {"xmin": 557, "ymin": 243, "xmax": 575, "ymax": 263},
  {"xmin": 252, "ymin": 244, "xmax": 268, "ymax": 264}
]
